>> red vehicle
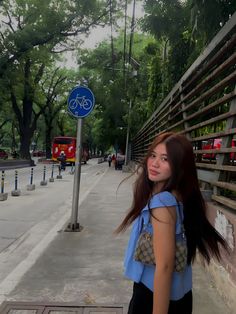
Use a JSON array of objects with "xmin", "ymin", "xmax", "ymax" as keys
[
  {"xmin": 52, "ymin": 136, "xmax": 89, "ymax": 164},
  {"xmin": 0, "ymin": 149, "xmax": 8, "ymax": 160},
  {"xmin": 32, "ymin": 150, "xmax": 46, "ymax": 157},
  {"xmin": 202, "ymin": 138, "xmax": 236, "ymax": 160}
]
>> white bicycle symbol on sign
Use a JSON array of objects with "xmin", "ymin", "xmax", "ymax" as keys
[{"xmin": 69, "ymin": 94, "xmax": 93, "ymax": 111}]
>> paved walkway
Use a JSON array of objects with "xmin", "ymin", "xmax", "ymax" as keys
[{"xmin": 0, "ymin": 164, "xmax": 232, "ymax": 313}]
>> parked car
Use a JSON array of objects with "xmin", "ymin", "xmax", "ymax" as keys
[
  {"xmin": 0, "ymin": 149, "xmax": 8, "ymax": 159},
  {"xmin": 32, "ymin": 150, "xmax": 46, "ymax": 157},
  {"xmin": 202, "ymin": 138, "xmax": 236, "ymax": 160}
]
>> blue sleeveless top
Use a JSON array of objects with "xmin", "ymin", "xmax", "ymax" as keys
[{"xmin": 124, "ymin": 191, "xmax": 192, "ymax": 300}]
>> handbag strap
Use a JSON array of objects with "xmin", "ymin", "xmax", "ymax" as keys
[
  {"xmin": 176, "ymin": 201, "xmax": 185, "ymax": 236},
  {"xmin": 147, "ymin": 194, "xmax": 185, "ymax": 236}
]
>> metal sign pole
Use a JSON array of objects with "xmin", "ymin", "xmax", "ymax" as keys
[
  {"xmin": 70, "ymin": 118, "xmax": 83, "ymax": 230},
  {"xmin": 67, "ymin": 85, "xmax": 95, "ymax": 232}
]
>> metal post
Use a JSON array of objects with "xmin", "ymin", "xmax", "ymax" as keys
[
  {"xmin": 70, "ymin": 118, "xmax": 83, "ymax": 231},
  {"xmin": 27, "ymin": 167, "xmax": 36, "ymax": 191},
  {"xmin": 43, "ymin": 166, "xmax": 46, "ymax": 181},
  {"xmin": 30, "ymin": 168, "xmax": 34, "ymax": 185},
  {"xmin": 15, "ymin": 170, "xmax": 18, "ymax": 190},
  {"xmin": 40, "ymin": 166, "xmax": 47, "ymax": 186},
  {"xmin": 11, "ymin": 170, "xmax": 21, "ymax": 196},
  {"xmin": 49, "ymin": 164, "xmax": 55, "ymax": 182},
  {"xmin": 125, "ymin": 99, "xmax": 132, "ymax": 166},
  {"xmin": 56, "ymin": 163, "xmax": 62, "ymax": 179},
  {"xmin": 0, "ymin": 170, "xmax": 8, "ymax": 200},
  {"xmin": 51, "ymin": 164, "xmax": 54, "ymax": 178},
  {"xmin": 1, "ymin": 171, "xmax": 4, "ymax": 193}
]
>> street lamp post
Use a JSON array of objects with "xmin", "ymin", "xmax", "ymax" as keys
[
  {"xmin": 124, "ymin": 66, "xmax": 138, "ymax": 166},
  {"xmin": 107, "ymin": 59, "xmax": 139, "ymax": 167},
  {"xmin": 125, "ymin": 99, "xmax": 132, "ymax": 166}
]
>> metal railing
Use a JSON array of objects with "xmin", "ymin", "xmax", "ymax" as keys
[{"xmin": 131, "ymin": 12, "xmax": 236, "ymax": 212}]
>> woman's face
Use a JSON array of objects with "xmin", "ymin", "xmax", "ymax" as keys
[{"xmin": 147, "ymin": 142, "xmax": 171, "ymax": 189}]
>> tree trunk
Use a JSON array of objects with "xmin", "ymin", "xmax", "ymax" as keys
[
  {"xmin": 10, "ymin": 59, "xmax": 44, "ymax": 161},
  {"xmin": 45, "ymin": 125, "xmax": 53, "ymax": 159},
  {"xmin": 19, "ymin": 129, "xmax": 33, "ymax": 160},
  {"xmin": 11, "ymin": 122, "xmax": 17, "ymax": 151}
]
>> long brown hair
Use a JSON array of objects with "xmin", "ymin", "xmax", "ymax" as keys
[{"xmin": 116, "ymin": 132, "xmax": 229, "ymax": 264}]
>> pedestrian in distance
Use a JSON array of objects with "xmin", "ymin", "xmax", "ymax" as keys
[
  {"xmin": 108, "ymin": 154, "xmax": 112, "ymax": 167},
  {"xmin": 111, "ymin": 154, "xmax": 116, "ymax": 167},
  {"xmin": 58, "ymin": 151, "xmax": 66, "ymax": 171},
  {"xmin": 115, "ymin": 132, "xmax": 229, "ymax": 314}
]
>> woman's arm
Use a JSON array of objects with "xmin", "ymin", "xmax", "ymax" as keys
[{"xmin": 152, "ymin": 206, "xmax": 176, "ymax": 314}]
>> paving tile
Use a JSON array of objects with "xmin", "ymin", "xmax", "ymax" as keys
[{"xmin": 0, "ymin": 302, "xmax": 123, "ymax": 314}]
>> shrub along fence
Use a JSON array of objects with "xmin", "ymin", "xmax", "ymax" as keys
[{"xmin": 131, "ymin": 12, "xmax": 236, "ymax": 310}]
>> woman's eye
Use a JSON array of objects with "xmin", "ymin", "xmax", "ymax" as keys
[{"xmin": 161, "ymin": 156, "xmax": 168, "ymax": 161}]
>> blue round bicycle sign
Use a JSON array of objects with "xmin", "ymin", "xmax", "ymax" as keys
[{"xmin": 67, "ymin": 86, "xmax": 95, "ymax": 118}]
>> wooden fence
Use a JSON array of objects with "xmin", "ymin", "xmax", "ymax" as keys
[{"xmin": 131, "ymin": 12, "xmax": 236, "ymax": 213}]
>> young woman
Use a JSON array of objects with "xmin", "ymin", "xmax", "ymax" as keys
[{"xmin": 116, "ymin": 132, "xmax": 228, "ymax": 314}]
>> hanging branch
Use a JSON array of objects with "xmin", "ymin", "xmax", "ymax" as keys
[{"xmin": 0, "ymin": 119, "xmax": 10, "ymax": 130}]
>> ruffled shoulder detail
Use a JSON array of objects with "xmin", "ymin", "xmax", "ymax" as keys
[{"xmin": 148, "ymin": 191, "xmax": 178, "ymax": 210}]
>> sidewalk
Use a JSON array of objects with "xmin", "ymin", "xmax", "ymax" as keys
[{"xmin": 1, "ymin": 166, "xmax": 231, "ymax": 314}]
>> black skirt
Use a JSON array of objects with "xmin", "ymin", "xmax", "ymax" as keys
[{"xmin": 128, "ymin": 282, "xmax": 192, "ymax": 314}]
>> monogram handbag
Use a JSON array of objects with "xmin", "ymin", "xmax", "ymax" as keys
[{"xmin": 134, "ymin": 203, "xmax": 187, "ymax": 273}]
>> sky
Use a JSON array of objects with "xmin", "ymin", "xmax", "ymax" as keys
[
  {"xmin": 84, "ymin": 1, "xmax": 145, "ymax": 48},
  {"xmin": 61, "ymin": 1, "xmax": 145, "ymax": 68}
]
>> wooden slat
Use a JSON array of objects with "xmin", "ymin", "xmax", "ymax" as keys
[
  {"xmin": 182, "ymin": 52, "xmax": 236, "ymax": 103},
  {"xmin": 196, "ymin": 162, "xmax": 236, "ymax": 171},
  {"xmin": 182, "ymin": 70, "xmax": 236, "ymax": 112},
  {"xmin": 183, "ymin": 91, "xmax": 236, "ymax": 123},
  {"xmin": 192, "ymin": 128, "xmax": 236, "ymax": 142},
  {"xmin": 197, "ymin": 169, "xmax": 218, "ymax": 182},
  {"xmin": 211, "ymin": 194, "xmax": 236, "ymax": 210},
  {"xmin": 182, "ymin": 33, "xmax": 236, "ymax": 93},
  {"xmin": 195, "ymin": 148, "xmax": 236, "ymax": 154},
  {"xmin": 184, "ymin": 111, "xmax": 236, "ymax": 134},
  {"xmin": 211, "ymin": 181, "xmax": 236, "ymax": 192}
]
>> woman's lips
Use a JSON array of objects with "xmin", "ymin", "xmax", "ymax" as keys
[{"xmin": 149, "ymin": 170, "xmax": 159, "ymax": 176}]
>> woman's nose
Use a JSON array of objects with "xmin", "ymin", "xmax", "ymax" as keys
[{"xmin": 153, "ymin": 157, "xmax": 160, "ymax": 167}]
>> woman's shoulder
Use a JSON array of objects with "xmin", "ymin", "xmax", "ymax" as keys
[{"xmin": 149, "ymin": 191, "xmax": 178, "ymax": 209}]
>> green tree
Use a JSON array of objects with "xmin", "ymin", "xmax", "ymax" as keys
[
  {"xmin": 140, "ymin": 0, "xmax": 236, "ymax": 108},
  {"xmin": 7, "ymin": 55, "xmax": 46, "ymax": 159},
  {"xmin": 76, "ymin": 32, "xmax": 153, "ymax": 152},
  {"xmin": 189, "ymin": 0, "xmax": 236, "ymax": 46},
  {"xmin": 141, "ymin": 0, "xmax": 191, "ymax": 92},
  {"xmin": 0, "ymin": 0, "xmax": 118, "ymax": 77},
  {"xmin": 37, "ymin": 67, "xmax": 68, "ymax": 159},
  {"xmin": 0, "ymin": 0, "xmax": 124, "ymax": 158}
]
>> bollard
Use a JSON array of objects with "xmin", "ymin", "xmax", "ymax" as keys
[
  {"xmin": 11, "ymin": 170, "xmax": 21, "ymax": 196},
  {"xmin": 0, "ymin": 171, "xmax": 8, "ymax": 201},
  {"xmin": 40, "ymin": 165, "xmax": 47, "ymax": 186},
  {"xmin": 69, "ymin": 163, "xmax": 75, "ymax": 175},
  {"xmin": 27, "ymin": 168, "xmax": 36, "ymax": 191},
  {"xmin": 1, "ymin": 171, "xmax": 4, "ymax": 194},
  {"xmin": 56, "ymin": 164, "xmax": 62, "ymax": 179},
  {"xmin": 49, "ymin": 164, "xmax": 55, "ymax": 182}
]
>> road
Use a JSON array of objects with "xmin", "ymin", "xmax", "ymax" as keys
[
  {"xmin": 0, "ymin": 158, "xmax": 107, "ymax": 287},
  {"xmin": 2, "ymin": 158, "xmax": 67, "ymax": 193}
]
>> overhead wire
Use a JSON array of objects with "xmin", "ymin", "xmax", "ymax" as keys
[
  {"xmin": 128, "ymin": 0, "xmax": 136, "ymax": 65},
  {"xmin": 109, "ymin": 0, "xmax": 115, "ymax": 78},
  {"xmin": 123, "ymin": 0, "xmax": 128, "ymax": 82},
  {"xmin": 123, "ymin": 0, "xmax": 136, "ymax": 92}
]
